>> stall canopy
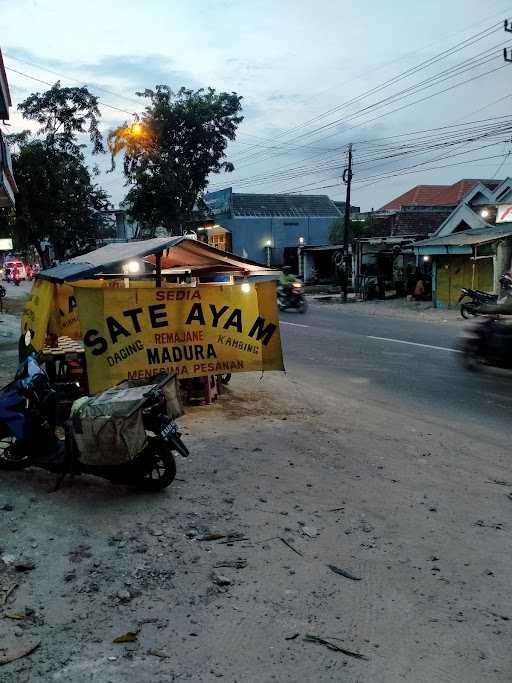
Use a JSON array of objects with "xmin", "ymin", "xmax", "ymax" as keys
[{"xmin": 37, "ymin": 237, "xmax": 275, "ymax": 283}]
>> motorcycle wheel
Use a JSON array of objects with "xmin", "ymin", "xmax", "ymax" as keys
[
  {"xmin": 299, "ymin": 299, "xmax": 308, "ymax": 314},
  {"xmin": 460, "ymin": 303, "xmax": 477, "ymax": 319},
  {"xmin": 0, "ymin": 436, "xmax": 31, "ymax": 470},
  {"xmin": 137, "ymin": 442, "xmax": 176, "ymax": 491}
]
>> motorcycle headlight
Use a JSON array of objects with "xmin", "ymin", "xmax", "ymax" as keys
[{"xmin": 292, "ymin": 282, "xmax": 302, "ymax": 289}]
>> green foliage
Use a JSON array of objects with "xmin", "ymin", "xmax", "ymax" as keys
[
  {"xmin": 0, "ymin": 83, "xmax": 110, "ymax": 263},
  {"xmin": 18, "ymin": 81, "xmax": 104, "ymax": 153},
  {"xmin": 329, "ymin": 216, "xmax": 373, "ymax": 244},
  {"xmin": 10, "ymin": 139, "xmax": 110, "ymax": 261},
  {"xmin": 109, "ymin": 86, "xmax": 243, "ymax": 235}
]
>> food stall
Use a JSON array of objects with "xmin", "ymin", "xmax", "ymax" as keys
[{"xmin": 21, "ymin": 237, "xmax": 284, "ymax": 402}]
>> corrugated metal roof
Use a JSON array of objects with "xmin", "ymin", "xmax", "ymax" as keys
[
  {"xmin": 68, "ymin": 236, "xmax": 184, "ymax": 266},
  {"xmin": 38, "ymin": 237, "xmax": 185, "ymax": 281},
  {"xmin": 38, "ymin": 262, "xmax": 98, "ymax": 283},
  {"xmin": 232, "ymin": 193, "xmax": 341, "ymax": 217},
  {"xmin": 38, "ymin": 236, "xmax": 274, "ymax": 282},
  {"xmin": 415, "ymin": 225, "xmax": 512, "ymax": 247}
]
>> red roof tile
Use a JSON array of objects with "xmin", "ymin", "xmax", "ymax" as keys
[{"xmin": 380, "ymin": 179, "xmax": 502, "ymax": 211}]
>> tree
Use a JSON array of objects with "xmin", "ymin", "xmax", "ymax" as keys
[
  {"xmin": 10, "ymin": 138, "xmax": 110, "ymax": 263},
  {"xmin": 19, "ymin": 81, "xmax": 104, "ymax": 153},
  {"xmin": 328, "ymin": 216, "xmax": 373, "ymax": 244},
  {"xmin": 0, "ymin": 83, "xmax": 110, "ymax": 264},
  {"xmin": 108, "ymin": 86, "xmax": 243, "ymax": 236}
]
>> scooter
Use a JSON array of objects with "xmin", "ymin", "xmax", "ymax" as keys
[
  {"xmin": 277, "ymin": 282, "xmax": 308, "ymax": 313},
  {"xmin": 458, "ymin": 287, "xmax": 497, "ymax": 319},
  {"xmin": 460, "ymin": 315, "xmax": 512, "ymax": 371},
  {"xmin": 0, "ymin": 355, "xmax": 189, "ymax": 491}
]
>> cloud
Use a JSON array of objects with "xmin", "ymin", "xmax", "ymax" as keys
[
  {"xmin": 84, "ymin": 54, "xmax": 200, "ymax": 93},
  {"xmin": 3, "ymin": 47, "xmax": 201, "ymax": 104}
]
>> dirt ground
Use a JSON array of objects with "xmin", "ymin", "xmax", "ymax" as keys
[{"xmin": 0, "ymin": 290, "xmax": 511, "ymax": 682}]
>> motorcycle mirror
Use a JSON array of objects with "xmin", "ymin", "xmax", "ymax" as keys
[{"xmin": 24, "ymin": 330, "xmax": 32, "ymax": 347}]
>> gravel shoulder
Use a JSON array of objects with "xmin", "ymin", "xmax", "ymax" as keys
[
  {"xmin": 311, "ymin": 295, "xmax": 463, "ymax": 325},
  {"xmin": 0, "ymin": 367, "xmax": 510, "ymax": 682}
]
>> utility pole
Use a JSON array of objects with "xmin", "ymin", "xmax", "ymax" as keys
[{"xmin": 342, "ymin": 143, "xmax": 353, "ymax": 302}]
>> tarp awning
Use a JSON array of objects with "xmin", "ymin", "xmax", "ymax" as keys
[{"xmin": 38, "ymin": 237, "xmax": 276, "ymax": 282}]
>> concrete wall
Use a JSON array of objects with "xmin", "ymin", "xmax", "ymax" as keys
[{"xmin": 219, "ymin": 215, "xmax": 335, "ymax": 264}]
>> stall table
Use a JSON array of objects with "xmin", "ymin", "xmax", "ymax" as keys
[{"xmin": 41, "ymin": 336, "xmax": 87, "ymax": 391}]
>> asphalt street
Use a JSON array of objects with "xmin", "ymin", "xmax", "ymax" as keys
[{"xmin": 280, "ymin": 301, "xmax": 512, "ymax": 444}]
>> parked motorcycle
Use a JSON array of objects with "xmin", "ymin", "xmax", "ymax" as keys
[
  {"xmin": 458, "ymin": 287, "xmax": 497, "ymax": 319},
  {"xmin": 0, "ymin": 355, "xmax": 189, "ymax": 491},
  {"xmin": 277, "ymin": 282, "xmax": 308, "ymax": 313},
  {"xmin": 460, "ymin": 315, "xmax": 512, "ymax": 371}
]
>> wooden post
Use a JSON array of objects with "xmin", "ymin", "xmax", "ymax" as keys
[{"xmin": 155, "ymin": 252, "xmax": 162, "ymax": 287}]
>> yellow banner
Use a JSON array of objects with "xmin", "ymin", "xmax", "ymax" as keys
[
  {"xmin": 74, "ymin": 282, "xmax": 284, "ymax": 393},
  {"xmin": 48, "ymin": 283, "xmax": 80, "ymax": 339},
  {"xmin": 20, "ymin": 279, "xmax": 55, "ymax": 350}
]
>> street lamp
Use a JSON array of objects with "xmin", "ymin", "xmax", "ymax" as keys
[
  {"xmin": 480, "ymin": 208, "xmax": 490, "ymax": 218},
  {"xmin": 264, "ymin": 240, "xmax": 272, "ymax": 267},
  {"xmin": 297, "ymin": 237, "xmax": 305, "ymax": 278}
]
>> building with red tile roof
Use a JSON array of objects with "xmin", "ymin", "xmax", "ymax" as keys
[{"xmin": 379, "ymin": 179, "xmax": 502, "ymax": 212}]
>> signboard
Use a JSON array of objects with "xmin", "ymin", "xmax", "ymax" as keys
[
  {"xmin": 0, "ymin": 238, "xmax": 13, "ymax": 250},
  {"xmin": 496, "ymin": 205, "xmax": 512, "ymax": 223},
  {"xmin": 20, "ymin": 279, "xmax": 55, "ymax": 350},
  {"xmin": 49, "ymin": 283, "xmax": 80, "ymax": 339},
  {"xmin": 74, "ymin": 281, "xmax": 284, "ymax": 393}
]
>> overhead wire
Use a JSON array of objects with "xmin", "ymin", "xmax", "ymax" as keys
[
  {"xmin": 4, "ymin": 66, "xmax": 138, "ymax": 117},
  {"xmin": 227, "ymin": 21, "xmax": 504, "ymax": 166}
]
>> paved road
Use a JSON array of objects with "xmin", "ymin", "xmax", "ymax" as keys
[{"xmin": 280, "ymin": 302, "xmax": 512, "ymax": 442}]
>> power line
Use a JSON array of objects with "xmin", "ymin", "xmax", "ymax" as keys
[
  {"xmin": 4, "ymin": 66, "xmax": 137, "ymax": 117},
  {"xmin": 208, "ymin": 116, "xmax": 512, "ymax": 192},
  {"xmin": 228, "ymin": 22, "xmax": 504, "ymax": 166},
  {"xmin": 277, "ymin": 152, "xmax": 508, "ymax": 195},
  {"xmin": 3, "ymin": 52, "xmax": 143, "ymax": 108}
]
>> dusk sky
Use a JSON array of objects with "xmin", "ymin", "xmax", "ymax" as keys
[{"xmin": 1, "ymin": 0, "xmax": 511, "ymax": 210}]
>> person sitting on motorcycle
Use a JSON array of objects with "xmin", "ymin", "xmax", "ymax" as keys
[
  {"xmin": 278, "ymin": 266, "xmax": 298, "ymax": 302},
  {"xmin": 478, "ymin": 272, "xmax": 512, "ymax": 315}
]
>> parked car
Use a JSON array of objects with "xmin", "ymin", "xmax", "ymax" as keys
[{"xmin": 3, "ymin": 260, "xmax": 27, "ymax": 281}]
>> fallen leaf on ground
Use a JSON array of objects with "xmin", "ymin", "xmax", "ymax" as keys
[
  {"xmin": 0, "ymin": 584, "xmax": 17, "ymax": 606},
  {"xmin": 146, "ymin": 648, "xmax": 170, "ymax": 658},
  {"xmin": 327, "ymin": 564, "xmax": 361, "ymax": 581},
  {"xmin": 213, "ymin": 559, "xmax": 248, "ymax": 569},
  {"xmin": 113, "ymin": 628, "xmax": 140, "ymax": 643},
  {"xmin": 14, "ymin": 560, "xmax": 35, "ymax": 572},
  {"xmin": 285, "ymin": 633, "xmax": 300, "ymax": 640},
  {"xmin": 197, "ymin": 533, "xmax": 226, "ymax": 542},
  {"xmin": 301, "ymin": 526, "xmax": 318, "ymax": 538},
  {"xmin": 304, "ymin": 634, "xmax": 368, "ymax": 660},
  {"xmin": 280, "ymin": 538, "xmax": 303, "ymax": 556},
  {"xmin": 4, "ymin": 612, "xmax": 26, "ymax": 620},
  {"xmin": 0, "ymin": 641, "xmax": 40, "ymax": 665}
]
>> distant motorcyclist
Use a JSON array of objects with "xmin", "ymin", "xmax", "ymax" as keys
[
  {"xmin": 11, "ymin": 265, "xmax": 20, "ymax": 286},
  {"xmin": 279, "ymin": 265, "xmax": 298, "ymax": 287},
  {"xmin": 278, "ymin": 266, "xmax": 298, "ymax": 304}
]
